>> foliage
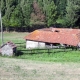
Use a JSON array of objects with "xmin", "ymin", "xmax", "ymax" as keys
[
  {"xmin": 54, "ymin": 0, "xmax": 67, "ymax": 27},
  {"xmin": 10, "ymin": 5, "xmax": 23, "ymax": 27},
  {"xmin": 54, "ymin": 0, "xmax": 67, "ymax": 18},
  {"xmin": 44, "ymin": 0, "xmax": 57, "ymax": 26},
  {"xmin": 30, "ymin": 0, "xmax": 45, "ymax": 26},
  {"xmin": 0, "ymin": 0, "xmax": 80, "ymax": 31},
  {"xmin": 20, "ymin": 0, "xmax": 32, "ymax": 27},
  {"xmin": 65, "ymin": 0, "xmax": 80, "ymax": 27},
  {"xmin": 2, "ymin": 0, "xmax": 17, "ymax": 29}
]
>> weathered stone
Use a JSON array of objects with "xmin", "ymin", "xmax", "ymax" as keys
[{"xmin": 0, "ymin": 42, "xmax": 17, "ymax": 56}]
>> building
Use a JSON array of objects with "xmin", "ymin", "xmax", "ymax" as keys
[
  {"xmin": 0, "ymin": 41, "xmax": 17, "ymax": 56},
  {"xmin": 24, "ymin": 28, "xmax": 80, "ymax": 49}
]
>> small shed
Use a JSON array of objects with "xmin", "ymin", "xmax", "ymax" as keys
[{"xmin": 0, "ymin": 41, "xmax": 17, "ymax": 56}]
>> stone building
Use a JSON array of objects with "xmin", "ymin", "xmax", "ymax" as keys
[{"xmin": 0, "ymin": 41, "xmax": 17, "ymax": 56}]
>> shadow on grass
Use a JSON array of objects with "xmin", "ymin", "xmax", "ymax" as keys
[
  {"xmin": 15, "ymin": 48, "xmax": 77, "ymax": 56},
  {"xmin": 15, "ymin": 50, "xmax": 24, "ymax": 56}
]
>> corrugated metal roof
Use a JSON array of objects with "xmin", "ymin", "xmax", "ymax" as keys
[{"xmin": 24, "ymin": 28, "xmax": 80, "ymax": 46}]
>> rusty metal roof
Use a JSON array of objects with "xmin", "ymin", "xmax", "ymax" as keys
[
  {"xmin": 24, "ymin": 28, "xmax": 80, "ymax": 46},
  {"xmin": 0, "ymin": 41, "xmax": 16, "ymax": 49}
]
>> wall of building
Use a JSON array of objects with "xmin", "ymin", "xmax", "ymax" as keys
[
  {"xmin": 1, "ymin": 45, "xmax": 13, "ymax": 56},
  {"xmin": 26, "ymin": 40, "xmax": 45, "ymax": 49}
]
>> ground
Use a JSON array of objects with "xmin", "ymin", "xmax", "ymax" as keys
[
  {"xmin": 0, "ymin": 57, "xmax": 80, "ymax": 80},
  {"xmin": 0, "ymin": 32, "xmax": 80, "ymax": 80}
]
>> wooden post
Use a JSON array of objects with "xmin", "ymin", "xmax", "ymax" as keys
[
  {"xmin": 0, "ymin": 1, "xmax": 4, "ymax": 45},
  {"xmin": 48, "ymin": 48, "xmax": 50, "ymax": 55}
]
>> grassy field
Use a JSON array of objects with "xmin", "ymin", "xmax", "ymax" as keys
[
  {"xmin": 0, "ymin": 32, "xmax": 80, "ymax": 80},
  {"xmin": 0, "ymin": 57, "xmax": 80, "ymax": 80},
  {"xmin": 0, "ymin": 32, "xmax": 80, "ymax": 62},
  {"xmin": 17, "ymin": 50, "xmax": 80, "ymax": 62},
  {"xmin": 0, "ymin": 32, "xmax": 27, "ymax": 44}
]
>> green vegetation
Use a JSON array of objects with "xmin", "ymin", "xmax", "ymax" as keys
[
  {"xmin": 17, "ymin": 49, "xmax": 80, "ymax": 62},
  {"xmin": 0, "ymin": 32, "xmax": 80, "ymax": 62},
  {"xmin": 65, "ymin": 0, "xmax": 80, "ymax": 27},
  {"xmin": 1, "ymin": 32, "xmax": 27, "ymax": 44},
  {"xmin": 0, "ymin": 0, "xmax": 80, "ymax": 32}
]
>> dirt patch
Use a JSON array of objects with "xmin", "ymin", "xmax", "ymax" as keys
[{"xmin": 0, "ymin": 57, "xmax": 80, "ymax": 80}]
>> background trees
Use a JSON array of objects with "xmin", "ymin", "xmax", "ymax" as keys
[
  {"xmin": 20, "ymin": 0, "xmax": 32, "ymax": 27},
  {"xmin": 65, "ymin": 0, "xmax": 80, "ymax": 28},
  {"xmin": 42, "ymin": 0, "xmax": 57, "ymax": 26},
  {"xmin": 0, "ymin": 0, "xmax": 80, "ymax": 31}
]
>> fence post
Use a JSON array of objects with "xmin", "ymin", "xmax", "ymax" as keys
[{"xmin": 48, "ymin": 48, "xmax": 50, "ymax": 55}]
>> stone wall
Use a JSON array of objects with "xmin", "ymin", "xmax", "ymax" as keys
[{"xmin": 1, "ymin": 44, "xmax": 13, "ymax": 56}]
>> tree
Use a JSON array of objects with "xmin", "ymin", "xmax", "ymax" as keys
[
  {"xmin": 54, "ymin": 0, "xmax": 67, "ymax": 18},
  {"xmin": 0, "ymin": 0, "xmax": 6, "ymax": 16},
  {"xmin": 2, "ymin": 0, "xmax": 17, "ymax": 31},
  {"xmin": 43, "ymin": 0, "xmax": 57, "ymax": 26},
  {"xmin": 65, "ymin": 0, "xmax": 80, "ymax": 27},
  {"xmin": 30, "ymin": 0, "xmax": 45, "ymax": 26},
  {"xmin": 20, "ymin": 0, "xmax": 32, "ymax": 27},
  {"xmin": 1, "ymin": 0, "xmax": 80, "ymax": 31},
  {"xmin": 10, "ymin": 5, "xmax": 23, "ymax": 28}
]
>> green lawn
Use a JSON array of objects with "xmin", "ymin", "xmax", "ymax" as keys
[
  {"xmin": 17, "ymin": 49, "xmax": 80, "ymax": 62},
  {"xmin": 0, "ymin": 32, "xmax": 27, "ymax": 46},
  {"xmin": 0, "ymin": 32, "xmax": 80, "ymax": 62}
]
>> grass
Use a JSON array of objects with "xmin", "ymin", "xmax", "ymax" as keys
[
  {"xmin": 0, "ymin": 32, "xmax": 80, "ymax": 62},
  {"xmin": 1, "ymin": 57, "xmax": 80, "ymax": 80},
  {"xmin": 17, "ymin": 50, "xmax": 80, "ymax": 62},
  {"xmin": 0, "ymin": 32, "xmax": 27, "ymax": 47}
]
